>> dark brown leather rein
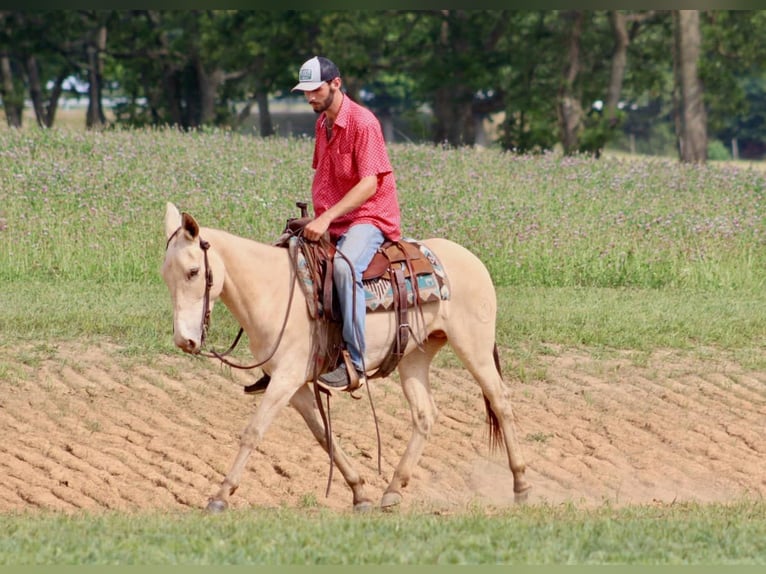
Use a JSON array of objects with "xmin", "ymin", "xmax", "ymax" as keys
[{"xmin": 166, "ymin": 227, "xmax": 297, "ymax": 370}]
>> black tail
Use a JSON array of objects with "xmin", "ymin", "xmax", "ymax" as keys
[
  {"xmin": 493, "ymin": 343, "xmax": 503, "ymax": 380},
  {"xmin": 484, "ymin": 343, "xmax": 504, "ymax": 453}
]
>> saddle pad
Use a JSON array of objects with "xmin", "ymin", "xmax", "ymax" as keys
[{"xmin": 289, "ymin": 237, "xmax": 450, "ymax": 319}]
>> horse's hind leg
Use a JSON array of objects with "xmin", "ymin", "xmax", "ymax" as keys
[
  {"xmin": 289, "ymin": 384, "xmax": 374, "ymax": 511},
  {"xmin": 381, "ymin": 336, "xmax": 446, "ymax": 509},
  {"xmin": 451, "ymin": 340, "xmax": 531, "ymax": 498}
]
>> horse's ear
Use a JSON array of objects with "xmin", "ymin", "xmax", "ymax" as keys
[
  {"xmin": 181, "ymin": 212, "xmax": 200, "ymax": 240},
  {"xmin": 164, "ymin": 202, "xmax": 182, "ymax": 240}
]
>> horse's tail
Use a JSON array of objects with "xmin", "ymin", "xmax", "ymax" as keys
[
  {"xmin": 484, "ymin": 343, "xmax": 504, "ymax": 453},
  {"xmin": 493, "ymin": 343, "xmax": 503, "ymax": 380}
]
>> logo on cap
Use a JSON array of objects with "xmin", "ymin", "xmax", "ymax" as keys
[{"xmin": 299, "ymin": 68, "xmax": 314, "ymax": 81}]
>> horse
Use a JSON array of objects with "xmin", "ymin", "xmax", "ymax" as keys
[{"xmin": 161, "ymin": 202, "xmax": 530, "ymax": 512}]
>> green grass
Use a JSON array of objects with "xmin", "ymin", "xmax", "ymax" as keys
[
  {"xmin": 3, "ymin": 281, "xmax": 765, "ymax": 371},
  {"xmin": 2, "ymin": 128, "xmax": 765, "ymax": 290},
  {"xmin": 1, "ymin": 128, "xmax": 765, "ymax": 356},
  {"xmin": 1, "ymin": 501, "xmax": 765, "ymax": 564}
]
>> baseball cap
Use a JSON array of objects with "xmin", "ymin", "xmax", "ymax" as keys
[{"xmin": 291, "ymin": 56, "xmax": 340, "ymax": 92}]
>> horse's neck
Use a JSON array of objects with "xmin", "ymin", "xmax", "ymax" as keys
[{"xmin": 203, "ymin": 228, "xmax": 290, "ymax": 331}]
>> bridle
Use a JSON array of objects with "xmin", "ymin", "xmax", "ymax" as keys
[{"xmin": 166, "ymin": 227, "xmax": 296, "ymax": 370}]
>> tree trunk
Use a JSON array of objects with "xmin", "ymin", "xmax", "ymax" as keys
[
  {"xmin": 44, "ymin": 74, "xmax": 66, "ymax": 128},
  {"xmin": 432, "ymin": 86, "xmax": 475, "ymax": 146},
  {"xmin": 25, "ymin": 55, "xmax": 47, "ymax": 128},
  {"xmin": 1, "ymin": 53, "xmax": 22, "ymax": 128},
  {"xmin": 255, "ymin": 90, "xmax": 274, "ymax": 137},
  {"xmin": 430, "ymin": 10, "xmax": 475, "ymax": 147},
  {"xmin": 675, "ymin": 10, "xmax": 707, "ymax": 163},
  {"xmin": 380, "ymin": 112, "xmax": 395, "ymax": 143},
  {"xmin": 193, "ymin": 55, "xmax": 224, "ymax": 126},
  {"xmin": 605, "ymin": 11, "xmax": 629, "ymax": 122},
  {"xmin": 558, "ymin": 10, "xmax": 584, "ymax": 154},
  {"xmin": 86, "ymin": 23, "xmax": 107, "ymax": 130}
]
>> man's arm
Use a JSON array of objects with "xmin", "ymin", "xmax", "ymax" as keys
[{"xmin": 303, "ymin": 175, "xmax": 377, "ymax": 241}]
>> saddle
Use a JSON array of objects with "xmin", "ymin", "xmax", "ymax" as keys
[{"xmin": 275, "ymin": 203, "xmax": 438, "ymax": 379}]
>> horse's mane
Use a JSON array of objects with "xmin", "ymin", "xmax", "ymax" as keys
[{"xmin": 200, "ymin": 226, "xmax": 281, "ymax": 257}]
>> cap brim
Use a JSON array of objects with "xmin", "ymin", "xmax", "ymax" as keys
[{"xmin": 291, "ymin": 81, "xmax": 324, "ymax": 92}]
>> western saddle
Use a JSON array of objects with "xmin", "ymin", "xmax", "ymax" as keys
[{"xmin": 276, "ymin": 202, "xmax": 434, "ymax": 383}]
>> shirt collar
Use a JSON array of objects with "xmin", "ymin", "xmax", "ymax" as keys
[{"xmin": 322, "ymin": 92, "xmax": 348, "ymax": 131}]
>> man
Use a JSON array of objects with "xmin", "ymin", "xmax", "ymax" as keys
[{"xmin": 292, "ymin": 56, "xmax": 402, "ymax": 392}]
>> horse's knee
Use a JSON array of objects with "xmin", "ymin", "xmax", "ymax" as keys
[
  {"xmin": 404, "ymin": 383, "xmax": 438, "ymax": 435},
  {"xmin": 240, "ymin": 427, "xmax": 263, "ymax": 449},
  {"xmin": 412, "ymin": 406, "xmax": 437, "ymax": 437}
]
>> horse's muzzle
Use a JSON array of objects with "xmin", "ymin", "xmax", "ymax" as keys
[{"xmin": 175, "ymin": 335, "xmax": 201, "ymax": 355}]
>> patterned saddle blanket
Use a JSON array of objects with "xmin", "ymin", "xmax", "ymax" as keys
[{"xmin": 288, "ymin": 236, "xmax": 450, "ymax": 320}]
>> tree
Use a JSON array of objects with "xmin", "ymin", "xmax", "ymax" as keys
[
  {"xmin": 674, "ymin": 10, "xmax": 707, "ymax": 163},
  {"xmin": 586, "ymin": 10, "xmax": 662, "ymax": 157},
  {"xmin": 81, "ymin": 10, "xmax": 110, "ymax": 129},
  {"xmin": 558, "ymin": 10, "xmax": 585, "ymax": 154},
  {"xmin": 0, "ymin": 12, "xmax": 23, "ymax": 127},
  {"xmin": 375, "ymin": 10, "xmax": 512, "ymax": 147},
  {"xmin": 700, "ymin": 11, "xmax": 766, "ymax": 159},
  {"xmin": 496, "ymin": 12, "xmax": 560, "ymax": 153},
  {"xmin": 220, "ymin": 10, "xmax": 313, "ymax": 136}
]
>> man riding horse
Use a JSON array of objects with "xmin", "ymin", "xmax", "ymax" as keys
[{"xmin": 291, "ymin": 56, "xmax": 402, "ymax": 392}]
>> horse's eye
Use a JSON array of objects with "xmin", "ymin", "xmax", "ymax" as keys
[{"xmin": 187, "ymin": 268, "xmax": 200, "ymax": 280}]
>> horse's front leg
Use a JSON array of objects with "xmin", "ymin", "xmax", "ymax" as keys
[
  {"xmin": 289, "ymin": 384, "xmax": 374, "ymax": 511},
  {"xmin": 206, "ymin": 377, "xmax": 297, "ymax": 513}
]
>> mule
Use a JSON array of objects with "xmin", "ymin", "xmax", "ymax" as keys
[{"xmin": 161, "ymin": 202, "xmax": 530, "ymax": 511}]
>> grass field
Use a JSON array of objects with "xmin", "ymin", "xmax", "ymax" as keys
[
  {"xmin": 0, "ymin": 126, "xmax": 765, "ymax": 564},
  {"xmin": 2, "ymin": 501, "xmax": 765, "ymax": 564}
]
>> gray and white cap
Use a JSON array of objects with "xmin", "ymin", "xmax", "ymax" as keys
[{"xmin": 291, "ymin": 56, "xmax": 340, "ymax": 92}]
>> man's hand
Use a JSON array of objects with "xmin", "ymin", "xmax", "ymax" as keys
[
  {"xmin": 302, "ymin": 175, "xmax": 377, "ymax": 241},
  {"xmin": 302, "ymin": 215, "xmax": 331, "ymax": 242}
]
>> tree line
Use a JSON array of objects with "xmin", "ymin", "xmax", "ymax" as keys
[{"xmin": 1, "ymin": 10, "xmax": 764, "ymax": 163}]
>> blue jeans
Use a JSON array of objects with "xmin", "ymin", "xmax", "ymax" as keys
[{"xmin": 333, "ymin": 224, "xmax": 384, "ymax": 372}]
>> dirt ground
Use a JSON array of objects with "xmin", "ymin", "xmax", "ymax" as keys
[{"xmin": 1, "ymin": 342, "xmax": 764, "ymax": 514}]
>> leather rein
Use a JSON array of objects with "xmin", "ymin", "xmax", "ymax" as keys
[{"xmin": 166, "ymin": 227, "xmax": 296, "ymax": 370}]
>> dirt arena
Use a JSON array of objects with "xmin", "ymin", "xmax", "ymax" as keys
[{"xmin": 1, "ymin": 342, "xmax": 763, "ymax": 513}]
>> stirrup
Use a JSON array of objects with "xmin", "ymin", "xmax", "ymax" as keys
[{"xmin": 316, "ymin": 351, "xmax": 365, "ymax": 393}]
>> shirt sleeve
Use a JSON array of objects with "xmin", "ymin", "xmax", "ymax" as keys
[{"xmin": 354, "ymin": 118, "xmax": 392, "ymax": 179}]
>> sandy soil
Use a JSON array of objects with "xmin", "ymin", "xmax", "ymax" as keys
[{"xmin": 1, "ymin": 342, "xmax": 763, "ymax": 513}]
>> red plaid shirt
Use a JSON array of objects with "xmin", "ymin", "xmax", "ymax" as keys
[{"xmin": 311, "ymin": 96, "xmax": 401, "ymax": 242}]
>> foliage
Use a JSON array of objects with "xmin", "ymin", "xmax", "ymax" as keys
[
  {"xmin": 707, "ymin": 138, "xmax": 732, "ymax": 161},
  {"xmin": 3, "ymin": 10, "xmax": 764, "ymax": 157}
]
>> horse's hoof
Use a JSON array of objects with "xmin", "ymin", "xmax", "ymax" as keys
[
  {"xmin": 206, "ymin": 499, "xmax": 228, "ymax": 514},
  {"xmin": 354, "ymin": 500, "xmax": 374, "ymax": 513},
  {"xmin": 380, "ymin": 491, "xmax": 402, "ymax": 510},
  {"xmin": 514, "ymin": 484, "xmax": 531, "ymax": 503}
]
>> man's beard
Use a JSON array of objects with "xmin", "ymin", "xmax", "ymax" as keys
[{"xmin": 311, "ymin": 86, "xmax": 336, "ymax": 114}]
